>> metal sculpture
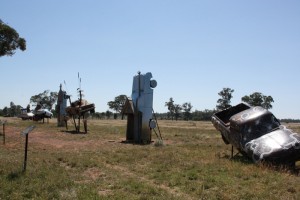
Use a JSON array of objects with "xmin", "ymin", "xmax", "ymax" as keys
[
  {"xmin": 57, "ymin": 84, "xmax": 67, "ymax": 127},
  {"xmin": 122, "ymin": 71, "xmax": 162, "ymax": 144},
  {"xmin": 212, "ymin": 103, "xmax": 300, "ymax": 167},
  {"xmin": 32, "ymin": 105, "xmax": 53, "ymax": 122},
  {"xmin": 64, "ymin": 75, "xmax": 95, "ymax": 133}
]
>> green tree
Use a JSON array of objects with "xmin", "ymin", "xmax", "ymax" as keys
[
  {"xmin": 105, "ymin": 110, "xmax": 113, "ymax": 119},
  {"xmin": 241, "ymin": 92, "xmax": 274, "ymax": 109},
  {"xmin": 0, "ymin": 19, "xmax": 26, "ymax": 57},
  {"xmin": 9, "ymin": 102, "xmax": 17, "ymax": 117},
  {"xmin": 165, "ymin": 97, "xmax": 175, "ymax": 120},
  {"xmin": 262, "ymin": 95, "xmax": 274, "ymax": 110},
  {"xmin": 92, "ymin": 112, "xmax": 101, "ymax": 119},
  {"xmin": 2, "ymin": 107, "xmax": 8, "ymax": 116},
  {"xmin": 193, "ymin": 109, "xmax": 215, "ymax": 121},
  {"xmin": 182, "ymin": 102, "xmax": 193, "ymax": 121},
  {"xmin": 174, "ymin": 104, "xmax": 182, "ymax": 121},
  {"xmin": 107, "ymin": 94, "xmax": 127, "ymax": 119},
  {"xmin": 30, "ymin": 90, "xmax": 58, "ymax": 110},
  {"xmin": 216, "ymin": 88, "xmax": 234, "ymax": 111}
]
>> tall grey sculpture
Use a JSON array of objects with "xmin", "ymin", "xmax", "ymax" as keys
[
  {"xmin": 57, "ymin": 84, "xmax": 67, "ymax": 127},
  {"xmin": 122, "ymin": 72, "xmax": 158, "ymax": 144}
]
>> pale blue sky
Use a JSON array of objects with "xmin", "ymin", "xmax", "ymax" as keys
[{"xmin": 1, "ymin": 0, "xmax": 300, "ymax": 119}]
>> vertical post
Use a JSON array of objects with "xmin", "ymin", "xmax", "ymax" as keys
[
  {"xmin": 21, "ymin": 125, "xmax": 35, "ymax": 172},
  {"xmin": 2, "ymin": 123, "xmax": 5, "ymax": 145},
  {"xmin": 23, "ymin": 134, "xmax": 29, "ymax": 172},
  {"xmin": 83, "ymin": 119, "xmax": 87, "ymax": 133},
  {"xmin": 65, "ymin": 119, "xmax": 68, "ymax": 130},
  {"xmin": 137, "ymin": 71, "xmax": 141, "ymax": 143},
  {"xmin": 78, "ymin": 117, "xmax": 80, "ymax": 133},
  {"xmin": 78, "ymin": 89, "xmax": 82, "ymax": 133}
]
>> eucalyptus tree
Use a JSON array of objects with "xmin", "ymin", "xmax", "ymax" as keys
[
  {"xmin": 216, "ymin": 88, "xmax": 234, "ymax": 111},
  {"xmin": 0, "ymin": 19, "xmax": 26, "ymax": 57},
  {"xmin": 242, "ymin": 92, "xmax": 274, "ymax": 110},
  {"xmin": 165, "ymin": 97, "xmax": 175, "ymax": 120}
]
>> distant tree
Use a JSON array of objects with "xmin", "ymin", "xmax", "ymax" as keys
[
  {"xmin": 0, "ymin": 109, "xmax": 3, "ymax": 116},
  {"xmin": 165, "ymin": 97, "xmax": 175, "ymax": 120},
  {"xmin": 241, "ymin": 92, "xmax": 274, "ymax": 109},
  {"xmin": 30, "ymin": 90, "xmax": 58, "ymax": 110},
  {"xmin": 182, "ymin": 102, "xmax": 193, "ymax": 121},
  {"xmin": 107, "ymin": 94, "xmax": 127, "ymax": 119},
  {"xmin": 216, "ymin": 88, "xmax": 234, "ymax": 111},
  {"xmin": 2, "ymin": 107, "xmax": 8, "ymax": 116},
  {"xmin": 193, "ymin": 109, "xmax": 215, "ymax": 121},
  {"xmin": 105, "ymin": 110, "xmax": 113, "ymax": 119},
  {"xmin": 174, "ymin": 104, "xmax": 182, "ymax": 121},
  {"xmin": 0, "ymin": 19, "xmax": 26, "ymax": 57},
  {"xmin": 262, "ymin": 95, "xmax": 274, "ymax": 110},
  {"xmin": 26, "ymin": 104, "xmax": 30, "ymax": 112},
  {"xmin": 101, "ymin": 112, "xmax": 106, "ymax": 119},
  {"xmin": 9, "ymin": 102, "xmax": 17, "ymax": 117}
]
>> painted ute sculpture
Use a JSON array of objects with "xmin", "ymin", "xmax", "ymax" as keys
[
  {"xmin": 122, "ymin": 72, "xmax": 158, "ymax": 144},
  {"xmin": 212, "ymin": 103, "xmax": 300, "ymax": 166}
]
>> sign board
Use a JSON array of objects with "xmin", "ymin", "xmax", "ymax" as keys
[
  {"xmin": 21, "ymin": 125, "xmax": 35, "ymax": 172},
  {"xmin": 21, "ymin": 125, "xmax": 35, "ymax": 136}
]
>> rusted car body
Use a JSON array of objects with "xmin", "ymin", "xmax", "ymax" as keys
[{"xmin": 212, "ymin": 103, "xmax": 300, "ymax": 166}]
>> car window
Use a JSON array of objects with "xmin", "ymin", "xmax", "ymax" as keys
[{"xmin": 241, "ymin": 114, "xmax": 280, "ymax": 143}]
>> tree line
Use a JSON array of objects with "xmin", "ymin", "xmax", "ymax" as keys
[{"xmin": 0, "ymin": 88, "xmax": 293, "ymax": 121}]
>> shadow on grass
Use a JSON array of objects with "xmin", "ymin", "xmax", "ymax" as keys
[
  {"xmin": 227, "ymin": 153, "xmax": 254, "ymax": 165},
  {"xmin": 223, "ymin": 152, "xmax": 300, "ymax": 175},
  {"xmin": 120, "ymin": 140, "xmax": 154, "ymax": 145},
  {"xmin": 217, "ymin": 151, "xmax": 253, "ymax": 165},
  {"xmin": 61, "ymin": 130, "xmax": 87, "ymax": 135},
  {"xmin": 6, "ymin": 171, "xmax": 23, "ymax": 181}
]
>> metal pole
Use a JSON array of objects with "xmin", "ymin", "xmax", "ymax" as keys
[
  {"xmin": 137, "ymin": 72, "xmax": 141, "ymax": 143},
  {"xmin": 2, "ymin": 123, "xmax": 5, "ymax": 145},
  {"xmin": 23, "ymin": 134, "xmax": 29, "ymax": 172},
  {"xmin": 152, "ymin": 109, "xmax": 162, "ymax": 140},
  {"xmin": 78, "ymin": 90, "xmax": 82, "ymax": 133}
]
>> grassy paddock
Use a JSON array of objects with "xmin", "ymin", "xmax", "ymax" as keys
[{"xmin": 0, "ymin": 117, "xmax": 299, "ymax": 199}]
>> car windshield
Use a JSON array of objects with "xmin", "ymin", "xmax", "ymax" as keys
[{"xmin": 241, "ymin": 114, "xmax": 280, "ymax": 143}]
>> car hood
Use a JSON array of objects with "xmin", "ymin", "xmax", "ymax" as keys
[
  {"xmin": 244, "ymin": 126, "xmax": 300, "ymax": 163},
  {"xmin": 34, "ymin": 109, "xmax": 53, "ymax": 116},
  {"xmin": 27, "ymin": 112, "xmax": 34, "ymax": 117}
]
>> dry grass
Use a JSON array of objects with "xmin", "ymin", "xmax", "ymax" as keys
[{"xmin": 0, "ymin": 117, "xmax": 300, "ymax": 199}]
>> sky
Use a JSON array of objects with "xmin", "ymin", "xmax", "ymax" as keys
[{"xmin": 1, "ymin": 0, "xmax": 300, "ymax": 119}]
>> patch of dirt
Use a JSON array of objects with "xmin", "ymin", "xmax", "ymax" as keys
[{"xmin": 83, "ymin": 167, "xmax": 105, "ymax": 181}]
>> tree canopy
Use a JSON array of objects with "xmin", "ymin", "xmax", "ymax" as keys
[
  {"xmin": 30, "ymin": 90, "xmax": 58, "ymax": 110},
  {"xmin": 216, "ymin": 88, "xmax": 234, "ymax": 111},
  {"xmin": 107, "ymin": 94, "xmax": 127, "ymax": 114},
  {"xmin": 165, "ymin": 97, "xmax": 175, "ymax": 120},
  {"xmin": 241, "ymin": 92, "xmax": 274, "ymax": 110},
  {"xmin": 0, "ymin": 19, "xmax": 26, "ymax": 57},
  {"xmin": 182, "ymin": 102, "xmax": 193, "ymax": 121},
  {"xmin": 242, "ymin": 92, "xmax": 274, "ymax": 109}
]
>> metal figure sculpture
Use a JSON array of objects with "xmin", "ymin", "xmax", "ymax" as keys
[
  {"xmin": 64, "ymin": 75, "xmax": 95, "ymax": 133},
  {"xmin": 122, "ymin": 71, "xmax": 162, "ymax": 144}
]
